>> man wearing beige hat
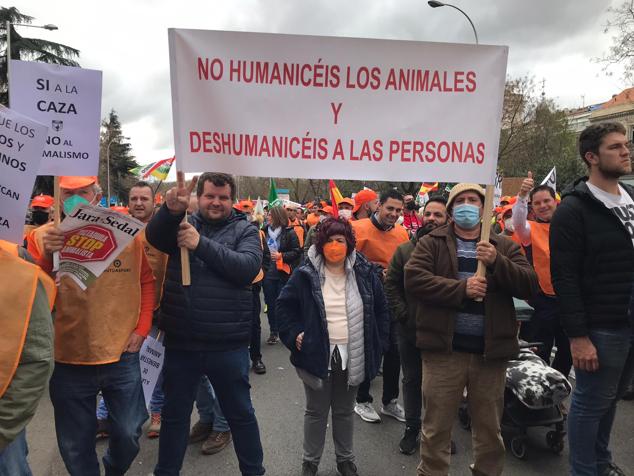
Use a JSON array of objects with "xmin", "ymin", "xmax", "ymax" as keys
[{"xmin": 405, "ymin": 183, "xmax": 539, "ymax": 476}]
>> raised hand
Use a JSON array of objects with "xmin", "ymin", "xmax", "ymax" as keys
[
  {"xmin": 165, "ymin": 171, "xmax": 198, "ymax": 215},
  {"xmin": 519, "ymin": 171, "xmax": 534, "ymax": 199}
]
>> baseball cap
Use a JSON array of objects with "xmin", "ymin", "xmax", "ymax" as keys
[
  {"xmin": 30, "ymin": 194, "xmax": 54, "ymax": 208},
  {"xmin": 447, "ymin": 183, "xmax": 486, "ymax": 212},
  {"xmin": 319, "ymin": 205, "xmax": 334, "ymax": 215},
  {"xmin": 338, "ymin": 197, "xmax": 355, "ymax": 208},
  {"xmin": 59, "ymin": 176, "xmax": 98, "ymax": 190},
  {"xmin": 353, "ymin": 189, "xmax": 378, "ymax": 213},
  {"xmin": 233, "ymin": 200, "xmax": 254, "ymax": 212}
]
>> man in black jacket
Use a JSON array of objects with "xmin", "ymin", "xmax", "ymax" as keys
[
  {"xmin": 550, "ymin": 122, "xmax": 634, "ymax": 476},
  {"xmin": 147, "ymin": 172, "xmax": 265, "ymax": 476}
]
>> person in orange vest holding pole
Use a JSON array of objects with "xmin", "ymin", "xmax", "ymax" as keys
[
  {"xmin": 512, "ymin": 171, "xmax": 571, "ymax": 378},
  {"xmin": 29, "ymin": 175, "xmax": 156, "ymax": 476},
  {"xmin": 0, "ymin": 240, "xmax": 55, "ymax": 476}
]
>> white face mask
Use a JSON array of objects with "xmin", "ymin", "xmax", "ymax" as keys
[
  {"xmin": 396, "ymin": 215, "xmax": 404, "ymax": 225},
  {"xmin": 504, "ymin": 218, "xmax": 514, "ymax": 233},
  {"xmin": 338, "ymin": 209, "xmax": 352, "ymax": 220},
  {"xmin": 319, "ymin": 214, "xmax": 328, "ymax": 223}
]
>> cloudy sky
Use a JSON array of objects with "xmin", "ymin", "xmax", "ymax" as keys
[{"xmin": 14, "ymin": 0, "xmax": 629, "ymax": 171}]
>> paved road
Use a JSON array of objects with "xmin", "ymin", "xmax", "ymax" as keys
[{"xmin": 27, "ymin": 319, "xmax": 634, "ymax": 476}]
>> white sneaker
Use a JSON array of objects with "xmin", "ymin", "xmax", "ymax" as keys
[
  {"xmin": 381, "ymin": 399, "xmax": 406, "ymax": 422},
  {"xmin": 354, "ymin": 402, "xmax": 381, "ymax": 423}
]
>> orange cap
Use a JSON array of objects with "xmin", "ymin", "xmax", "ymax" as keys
[
  {"xmin": 501, "ymin": 204, "xmax": 514, "ymax": 217},
  {"xmin": 338, "ymin": 197, "xmax": 355, "ymax": 208},
  {"xmin": 233, "ymin": 200, "xmax": 254, "ymax": 212},
  {"xmin": 30, "ymin": 194, "xmax": 54, "ymax": 208},
  {"xmin": 59, "ymin": 176, "xmax": 98, "ymax": 190},
  {"xmin": 353, "ymin": 189, "xmax": 378, "ymax": 213},
  {"xmin": 320, "ymin": 205, "xmax": 334, "ymax": 215}
]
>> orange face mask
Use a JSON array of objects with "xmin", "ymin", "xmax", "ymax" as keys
[{"xmin": 323, "ymin": 241, "xmax": 347, "ymax": 263}]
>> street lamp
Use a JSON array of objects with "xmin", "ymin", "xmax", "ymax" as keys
[
  {"xmin": 5, "ymin": 21, "xmax": 60, "ymax": 105},
  {"xmin": 427, "ymin": 1, "xmax": 479, "ymax": 45}
]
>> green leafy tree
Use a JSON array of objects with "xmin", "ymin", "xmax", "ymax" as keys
[
  {"xmin": 0, "ymin": 7, "xmax": 80, "ymax": 105},
  {"xmin": 99, "ymin": 110, "xmax": 139, "ymax": 205}
]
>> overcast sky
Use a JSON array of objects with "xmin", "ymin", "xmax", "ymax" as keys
[{"xmin": 14, "ymin": 0, "xmax": 629, "ymax": 170}]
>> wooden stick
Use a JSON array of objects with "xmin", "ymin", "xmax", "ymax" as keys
[
  {"xmin": 53, "ymin": 176, "xmax": 61, "ymax": 225},
  {"xmin": 53, "ymin": 176, "xmax": 61, "ymax": 271},
  {"xmin": 475, "ymin": 184, "xmax": 495, "ymax": 301},
  {"xmin": 176, "ymin": 171, "xmax": 192, "ymax": 286},
  {"xmin": 180, "ymin": 211, "xmax": 191, "ymax": 286}
]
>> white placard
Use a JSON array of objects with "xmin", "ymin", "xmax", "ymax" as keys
[
  {"xmin": 169, "ymin": 29, "xmax": 508, "ymax": 184},
  {"xmin": 139, "ymin": 330, "xmax": 165, "ymax": 409},
  {"xmin": 0, "ymin": 105, "xmax": 47, "ymax": 244},
  {"xmin": 57, "ymin": 204, "xmax": 145, "ymax": 289},
  {"xmin": 9, "ymin": 60, "xmax": 102, "ymax": 176}
]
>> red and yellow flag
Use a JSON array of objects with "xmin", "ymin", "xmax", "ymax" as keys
[{"xmin": 329, "ymin": 179, "xmax": 343, "ymax": 218}]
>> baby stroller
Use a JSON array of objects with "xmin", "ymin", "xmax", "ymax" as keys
[{"xmin": 458, "ymin": 342, "xmax": 571, "ymax": 459}]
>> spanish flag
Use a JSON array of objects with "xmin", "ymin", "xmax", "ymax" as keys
[
  {"xmin": 329, "ymin": 179, "xmax": 343, "ymax": 218},
  {"xmin": 418, "ymin": 182, "xmax": 439, "ymax": 196}
]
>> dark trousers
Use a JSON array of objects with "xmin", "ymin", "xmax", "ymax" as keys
[
  {"xmin": 49, "ymin": 352, "xmax": 148, "ymax": 476},
  {"xmin": 154, "ymin": 347, "xmax": 265, "ymax": 476},
  {"xmin": 356, "ymin": 321, "xmax": 400, "ymax": 406},
  {"xmin": 397, "ymin": 325, "xmax": 422, "ymax": 429},
  {"xmin": 250, "ymin": 284, "xmax": 263, "ymax": 362},
  {"xmin": 525, "ymin": 294, "xmax": 572, "ymax": 377},
  {"xmin": 262, "ymin": 278, "xmax": 284, "ymax": 334}
]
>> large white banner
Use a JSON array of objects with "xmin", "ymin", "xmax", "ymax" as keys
[
  {"xmin": 0, "ymin": 106, "xmax": 47, "ymax": 244},
  {"xmin": 9, "ymin": 60, "xmax": 102, "ymax": 176},
  {"xmin": 169, "ymin": 29, "xmax": 508, "ymax": 184}
]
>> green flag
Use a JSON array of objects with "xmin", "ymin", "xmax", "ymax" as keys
[{"xmin": 268, "ymin": 178, "xmax": 281, "ymax": 207}]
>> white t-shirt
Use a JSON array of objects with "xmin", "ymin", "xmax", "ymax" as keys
[{"xmin": 586, "ymin": 181, "xmax": 634, "ymax": 247}]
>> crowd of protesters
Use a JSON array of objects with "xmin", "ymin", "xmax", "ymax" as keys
[{"xmin": 1, "ymin": 121, "xmax": 634, "ymax": 476}]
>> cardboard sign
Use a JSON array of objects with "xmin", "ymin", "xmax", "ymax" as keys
[
  {"xmin": 57, "ymin": 204, "xmax": 145, "ymax": 289},
  {"xmin": 168, "ymin": 29, "xmax": 508, "ymax": 184},
  {"xmin": 0, "ymin": 106, "xmax": 47, "ymax": 244},
  {"xmin": 9, "ymin": 60, "xmax": 102, "ymax": 176},
  {"xmin": 139, "ymin": 329, "xmax": 165, "ymax": 409}
]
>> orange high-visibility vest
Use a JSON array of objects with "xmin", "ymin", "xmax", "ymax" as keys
[
  {"xmin": 140, "ymin": 229, "xmax": 168, "ymax": 310},
  {"xmin": 0, "ymin": 242, "xmax": 55, "ymax": 397},
  {"xmin": 529, "ymin": 221, "xmax": 554, "ymax": 296}
]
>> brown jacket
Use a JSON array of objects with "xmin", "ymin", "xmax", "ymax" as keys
[{"xmin": 404, "ymin": 223, "xmax": 539, "ymax": 360}]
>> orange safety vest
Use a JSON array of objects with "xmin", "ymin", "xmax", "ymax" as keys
[
  {"xmin": 0, "ymin": 241, "xmax": 55, "ymax": 398},
  {"xmin": 140, "ymin": 229, "xmax": 168, "ymax": 310},
  {"xmin": 33, "ymin": 225, "xmax": 146, "ymax": 365},
  {"xmin": 306, "ymin": 213, "xmax": 320, "ymax": 228},
  {"xmin": 529, "ymin": 221, "xmax": 554, "ymax": 296},
  {"xmin": 350, "ymin": 218, "xmax": 409, "ymax": 269},
  {"xmin": 289, "ymin": 219, "xmax": 305, "ymax": 247}
]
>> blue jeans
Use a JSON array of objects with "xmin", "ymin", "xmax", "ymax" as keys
[
  {"xmin": 196, "ymin": 376, "xmax": 229, "ymax": 432},
  {"xmin": 97, "ymin": 363, "xmax": 165, "ymax": 418},
  {"xmin": 155, "ymin": 347, "xmax": 265, "ymax": 476},
  {"xmin": 262, "ymin": 278, "xmax": 284, "ymax": 334},
  {"xmin": 568, "ymin": 328, "xmax": 634, "ymax": 475},
  {"xmin": 49, "ymin": 352, "xmax": 148, "ymax": 476},
  {"xmin": 0, "ymin": 430, "xmax": 32, "ymax": 476}
]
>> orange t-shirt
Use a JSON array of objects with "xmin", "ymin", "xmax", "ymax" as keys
[{"xmin": 351, "ymin": 218, "xmax": 409, "ymax": 269}]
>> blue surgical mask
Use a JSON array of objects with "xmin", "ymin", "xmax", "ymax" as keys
[
  {"xmin": 63, "ymin": 195, "xmax": 90, "ymax": 215},
  {"xmin": 453, "ymin": 204, "xmax": 481, "ymax": 229}
]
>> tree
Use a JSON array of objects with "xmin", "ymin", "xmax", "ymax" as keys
[
  {"xmin": 0, "ymin": 7, "xmax": 80, "ymax": 105},
  {"xmin": 498, "ymin": 77, "xmax": 583, "ymax": 191},
  {"xmin": 99, "ymin": 110, "xmax": 139, "ymax": 205},
  {"xmin": 598, "ymin": 0, "xmax": 634, "ymax": 81}
]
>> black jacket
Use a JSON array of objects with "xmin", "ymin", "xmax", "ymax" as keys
[
  {"xmin": 276, "ymin": 251, "xmax": 390, "ymax": 380},
  {"xmin": 550, "ymin": 177, "xmax": 634, "ymax": 337},
  {"xmin": 262, "ymin": 224, "xmax": 301, "ymax": 279},
  {"xmin": 146, "ymin": 204, "xmax": 262, "ymax": 351}
]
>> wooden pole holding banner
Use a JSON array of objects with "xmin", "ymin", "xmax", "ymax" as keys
[
  {"xmin": 474, "ymin": 184, "xmax": 495, "ymax": 301},
  {"xmin": 52, "ymin": 176, "xmax": 61, "ymax": 270},
  {"xmin": 176, "ymin": 171, "xmax": 191, "ymax": 286}
]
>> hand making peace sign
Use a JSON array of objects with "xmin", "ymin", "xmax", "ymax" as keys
[{"xmin": 165, "ymin": 171, "xmax": 198, "ymax": 215}]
